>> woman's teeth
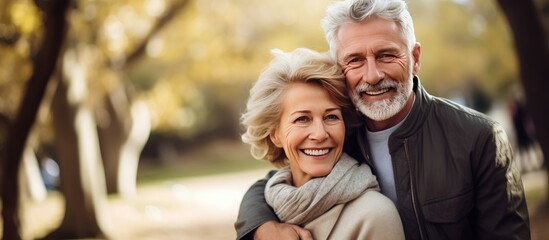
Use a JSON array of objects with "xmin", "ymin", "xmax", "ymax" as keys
[{"xmin": 303, "ymin": 149, "xmax": 329, "ymax": 156}]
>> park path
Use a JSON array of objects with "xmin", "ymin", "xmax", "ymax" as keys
[{"xmin": 108, "ymin": 168, "xmax": 270, "ymax": 240}]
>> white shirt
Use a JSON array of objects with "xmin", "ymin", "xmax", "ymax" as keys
[
  {"xmin": 366, "ymin": 122, "xmax": 402, "ymax": 204},
  {"xmin": 366, "ymin": 97, "xmax": 415, "ymax": 204}
]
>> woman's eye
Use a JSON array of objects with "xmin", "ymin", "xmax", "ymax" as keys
[
  {"xmin": 294, "ymin": 116, "xmax": 309, "ymax": 123},
  {"xmin": 347, "ymin": 58, "xmax": 364, "ymax": 67},
  {"xmin": 325, "ymin": 114, "xmax": 341, "ymax": 121}
]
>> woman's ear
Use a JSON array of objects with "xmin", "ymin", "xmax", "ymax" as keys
[{"xmin": 270, "ymin": 130, "xmax": 282, "ymax": 148}]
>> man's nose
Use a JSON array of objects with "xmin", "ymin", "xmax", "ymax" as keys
[{"xmin": 362, "ymin": 59, "xmax": 384, "ymax": 85}]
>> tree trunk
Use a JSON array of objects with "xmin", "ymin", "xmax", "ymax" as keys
[
  {"xmin": 95, "ymin": 0, "xmax": 187, "ymax": 197},
  {"xmin": 97, "ymin": 87, "xmax": 131, "ymax": 196},
  {"xmin": 20, "ymin": 146, "xmax": 47, "ymax": 203},
  {"xmin": 0, "ymin": 0, "xmax": 69, "ymax": 239},
  {"xmin": 97, "ymin": 87, "xmax": 150, "ymax": 198},
  {"xmin": 119, "ymin": 99, "xmax": 151, "ymax": 196},
  {"xmin": 497, "ymin": 0, "xmax": 549, "ymax": 196},
  {"xmin": 46, "ymin": 50, "xmax": 113, "ymax": 239}
]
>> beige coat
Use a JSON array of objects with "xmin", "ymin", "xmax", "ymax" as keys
[{"xmin": 305, "ymin": 190, "xmax": 404, "ymax": 240}]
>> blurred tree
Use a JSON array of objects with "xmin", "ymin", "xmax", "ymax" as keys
[
  {"xmin": 49, "ymin": 51, "xmax": 113, "ymax": 238},
  {"xmin": 410, "ymin": 0, "xmax": 517, "ymax": 99},
  {"xmin": 497, "ymin": 0, "xmax": 549, "ymax": 201},
  {"xmin": 96, "ymin": 0, "xmax": 188, "ymax": 197},
  {"xmin": 134, "ymin": 0, "xmax": 328, "ymax": 121},
  {"xmin": 1, "ymin": 0, "xmax": 70, "ymax": 239},
  {"xmin": 1, "ymin": 0, "xmax": 189, "ymax": 238},
  {"xmin": 132, "ymin": 0, "xmax": 333, "ymax": 161},
  {"xmin": 43, "ymin": 0, "xmax": 189, "ymax": 238}
]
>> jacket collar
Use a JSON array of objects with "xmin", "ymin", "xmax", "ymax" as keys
[{"xmin": 391, "ymin": 76, "xmax": 431, "ymax": 139}]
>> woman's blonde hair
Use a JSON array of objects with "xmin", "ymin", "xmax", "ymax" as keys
[{"xmin": 241, "ymin": 48, "xmax": 357, "ymax": 167}]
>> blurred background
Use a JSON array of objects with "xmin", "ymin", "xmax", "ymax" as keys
[{"xmin": 0, "ymin": 0, "xmax": 548, "ymax": 239}]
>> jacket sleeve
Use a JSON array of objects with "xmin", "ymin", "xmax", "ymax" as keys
[
  {"xmin": 234, "ymin": 170, "xmax": 279, "ymax": 240},
  {"xmin": 474, "ymin": 123, "xmax": 530, "ymax": 239}
]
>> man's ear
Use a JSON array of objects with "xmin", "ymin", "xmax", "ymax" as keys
[
  {"xmin": 270, "ymin": 130, "xmax": 282, "ymax": 148},
  {"xmin": 412, "ymin": 42, "xmax": 421, "ymax": 75}
]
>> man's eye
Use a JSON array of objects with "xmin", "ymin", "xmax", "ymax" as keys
[
  {"xmin": 379, "ymin": 54, "xmax": 396, "ymax": 62},
  {"xmin": 342, "ymin": 58, "xmax": 365, "ymax": 74}
]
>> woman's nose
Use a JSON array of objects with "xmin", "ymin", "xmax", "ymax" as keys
[{"xmin": 309, "ymin": 121, "xmax": 329, "ymax": 141}]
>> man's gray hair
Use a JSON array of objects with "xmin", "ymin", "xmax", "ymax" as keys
[{"xmin": 321, "ymin": 0, "xmax": 416, "ymax": 60}]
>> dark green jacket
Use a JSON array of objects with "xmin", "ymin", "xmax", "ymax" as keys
[{"xmin": 235, "ymin": 77, "xmax": 530, "ymax": 240}]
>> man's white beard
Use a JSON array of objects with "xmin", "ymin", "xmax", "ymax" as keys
[{"xmin": 351, "ymin": 77, "xmax": 413, "ymax": 121}]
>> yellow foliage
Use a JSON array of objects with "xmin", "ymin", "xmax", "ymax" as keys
[
  {"xmin": 0, "ymin": 0, "xmax": 523, "ymax": 135},
  {"xmin": 9, "ymin": 1, "xmax": 41, "ymax": 36}
]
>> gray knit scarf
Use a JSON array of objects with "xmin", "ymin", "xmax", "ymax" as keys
[{"xmin": 264, "ymin": 153, "xmax": 379, "ymax": 225}]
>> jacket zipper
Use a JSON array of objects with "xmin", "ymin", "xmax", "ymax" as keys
[{"xmin": 404, "ymin": 138, "xmax": 425, "ymax": 240}]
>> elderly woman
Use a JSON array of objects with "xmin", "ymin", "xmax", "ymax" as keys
[{"xmin": 238, "ymin": 48, "xmax": 404, "ymax": 240}]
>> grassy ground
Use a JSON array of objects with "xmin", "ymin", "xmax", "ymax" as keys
[{"xmin": 136, "ymin": 139, "xmax": 271, "ymax": 185}]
